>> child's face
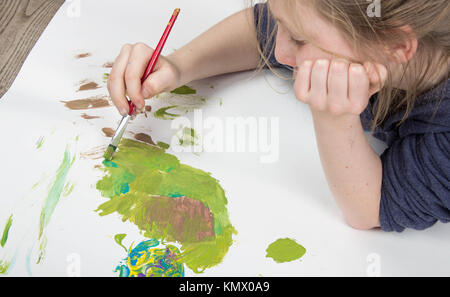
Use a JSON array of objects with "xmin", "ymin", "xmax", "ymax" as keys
[{"xmin": 269, "ymin": 0, "xmax": 359, "ymax": 68}]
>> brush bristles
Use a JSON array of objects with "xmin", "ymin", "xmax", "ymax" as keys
[{"xmin": 104, "ymin": 145, "xmax": 116, "ymax": 161}]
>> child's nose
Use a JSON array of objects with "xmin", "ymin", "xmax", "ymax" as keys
[
  {"xmin": 273, "ymin": 27, "xmax": 298, "ymax": 67},
  {"xmin": 274, "ymin": 46, "xmax": 297, "ymax": 67}
]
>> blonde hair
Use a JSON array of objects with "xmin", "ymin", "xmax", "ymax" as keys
[{"xmin": 253, "ymin": 0, "xmax": 450, "ymax": 130}]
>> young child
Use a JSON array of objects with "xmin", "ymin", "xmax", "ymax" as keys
[{"xmin": 107, "ymin": 0, "xmax": 449, "ymax": 232}]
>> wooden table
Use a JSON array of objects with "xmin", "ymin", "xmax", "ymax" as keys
[{"xmin": 0, "ymin": 0, "xmax": 64, "ymax": 99}]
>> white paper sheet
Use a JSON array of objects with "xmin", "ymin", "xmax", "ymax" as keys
[{"xmin": 0, "ymin": 0, "xmax": 448, "ymax": 277}]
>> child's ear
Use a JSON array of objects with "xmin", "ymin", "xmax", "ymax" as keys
[{"xmin": 388, "ymin": 25, "xmax": 418, "ymax": 64}]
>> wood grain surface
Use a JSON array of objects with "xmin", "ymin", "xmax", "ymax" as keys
[{"xmin": 0, "ymin": 0, "xmax": 64, "ymax": 99}]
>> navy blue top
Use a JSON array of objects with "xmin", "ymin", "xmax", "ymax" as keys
[{"xmin": 254, "ymin": 3, "xmax": 450, "ymax": 232}]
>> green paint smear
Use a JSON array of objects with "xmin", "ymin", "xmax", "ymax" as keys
[
  {"xmin": 102, "ymin": 73, "xmax": 110, "ymax": 83},
  {"xmin": 114, "ymin": 233, "xmax": 128, "ymax": 252},
  {"xmin": 1, "ymin": 215, "xmax": 13, "ymax": 248},
  {"xmin": 157, "ymin": 141, "xmax": 170, "ymax": 150},
  {"xmin": 37, "ymin": 236, "xmax": 47, "ymax": 264},
  {"xmin": 39, "ymin": 148, "xmax": 75, "ymax": 239},
  {"xmin": 266, "ymin": 238, "xmax": 306, "ymax": 263},
  {"xmin": 96, "ymin": 138, "xmax": 236, "ymax": 273},
  {"xmin": 36, "ymin": 136, "xmax": 45, "ymax": 149},
  {"xmin": 153, "ymin": 106, "xmax": 181, "ymax": 120},
  {"xmin": 0, "ymin": 260, "xmax": 11, "ymax": 274},
  {"xmin": 31, "ymin": 180, "xmax": 41, "ymax": 189},
  {"xmin": 170, "ymin": 85, "xmax": 196, "ymax": 95},
  {"xmin": 178, "ymin": 127, "xmax": 199, "ymax": 147},
  {"xmin": 62, "ymin": 182, "xmax": 74, "ymax": 197},
  {"xmin": 152, "ymin": 92, "xmax": 207, "ymax": 116}
]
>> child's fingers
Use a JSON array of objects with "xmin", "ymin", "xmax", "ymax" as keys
[
  {"xmin": 141, "ymin": 64, "xmax": 173, "ymax": 99},
  {"xmin": 108, "ymin": 44, "xmax": 132, "ymax": 116},
  {"xmin": 348, "ymin": 63, "xmax": 370, "ymax": 113},
  {"xmin": 309, "ymin": 59, "xmax": 330, "ymax": 111},
  {"xmin": 293, "ymin": 60, "xmax": 313, "ymax": 103},
  {"xmin": 124, "ymin": 43, "xmax": 154, "ymax": 111},
  {"xmin": 365, "ymin": 62, "xmax": 388, "ymax": 96},
  {"xmin": 327, "ymin": 60, "xmax": 350, "ymax": 114}
]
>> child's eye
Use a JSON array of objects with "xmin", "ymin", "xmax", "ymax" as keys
[{"xmin": 291, "ymin": 36, "xmax": 306, "ymax": 47}]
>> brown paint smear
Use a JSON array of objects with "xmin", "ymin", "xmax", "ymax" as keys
[
  {"xmin": 81, "ymin": 113, "xmax": 100, "ymax": 119},
  {"xmin": 102, "ymin": 128, "xmax": 115, "ymax": 137},
  {"xmin": 142, "ymin": 196, "xmax": 215, "ymax": 242},
  {"xmin": 77, "ymin": 81, "xmax": 100, "ymax": 92},
  {"xmin": 102, "ymin": 61, "xmax": 114, "ymax": 68},
  {"xmin": 80, "ymin": 145, "xmax": 107, "ymax": 160},
  {"xmin": 75, "ymin": 53, "xmax": 91, "ymax": 59},
  {"xmin": 134, "ymin": 133, "xmax": 155, "ymax": 145},
  {"xmin": 61, "ymin": 96, "xmax": 110, "ymax": 110}
]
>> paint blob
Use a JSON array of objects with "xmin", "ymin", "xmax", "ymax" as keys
[
  {"xmin": 170, "ymin": 85, "xmax": 197, "ymax": 95},
  {"xmin": 115, "ymin": 239, "xmax": 184, "ymax": 277},
  {"xmin": 61, "ymin": 96, "xmax": 110, "ymax": 110},
  {"xmin": 96, "ymin": 138, "xmax": 236, "ymax": 273},
  {"xmin": 134, "ymin": 133, "xmax": 155, "ymax": 145},
  {"xmin": 114, "ymin": 234, "xmax": 127, "ymax": 252},
  {"xmin": 265, "ymin": 238, "xmax": 306, "ymax": 263},
  {"xmin": 102, "ymin": 128, "xmax": 115, "ymax": 137},
  {"xmin": 77, "ymin": 81, "xmax": 100, "ymax": 92}
]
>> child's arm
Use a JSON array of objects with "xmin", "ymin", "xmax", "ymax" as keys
[
  {"xmin": 168, "ymin": 8, "xmax": 260, "ymax": 86},
  {"xmin": 295, "ymin": 59, "xmax": 388, "ymax": 230},
  {"xmin": 312, "ymin": 109, "xmax": 383, "ymax": 230},
  {"xmin": 108, "ymin": 8, "xmax": 260, "ymax": 115}
]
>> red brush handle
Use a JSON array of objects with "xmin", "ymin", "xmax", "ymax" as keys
[{"xmin": 128, "ymin": 8, "xmax": 180, "ymax": 116}]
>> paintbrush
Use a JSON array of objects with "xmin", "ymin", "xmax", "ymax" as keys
[{"xmin": 104, "ymin": 8, "xmax": 180, "ymax": 161}]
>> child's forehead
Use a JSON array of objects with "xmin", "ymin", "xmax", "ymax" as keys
[
  {"xmin": 268, "ymin": 0, "xmax": 322, "ymax": 40},
  {"xmin": 268, "ymin": 0, "xmax": 358, "ymax": 61}
]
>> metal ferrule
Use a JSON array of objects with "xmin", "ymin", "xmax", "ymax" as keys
[{"xmin": 110, "ymin": 114, "xmax": 131, "ymax": 148}]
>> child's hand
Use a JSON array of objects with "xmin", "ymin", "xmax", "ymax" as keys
[
  {"xmin": 108, "ymin": 43, "xmax": 182, "ymax": 116},
  {"xmin": 293, "ymin": 58, "xmax": 388, "ymax": 116}
]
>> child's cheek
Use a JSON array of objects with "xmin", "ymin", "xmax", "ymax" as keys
[{"xmin": 296, "ymin": 46, "xmax": 334, "ymax": 66}]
